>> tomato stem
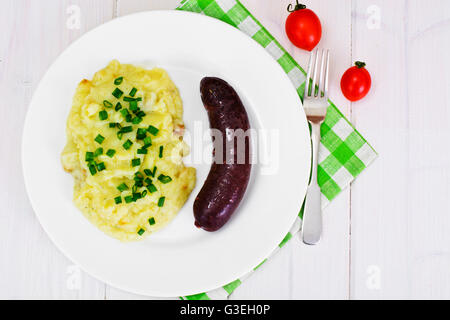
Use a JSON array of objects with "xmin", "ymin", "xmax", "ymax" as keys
[
  {"xmin": 287, "ymin": 1, "xmax": 307, "ymax": 12},
  {"xmin": 355, "ymin": 61, "xmax": 366, "ymax": 68}
]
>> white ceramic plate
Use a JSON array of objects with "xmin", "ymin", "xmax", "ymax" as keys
[{"xmin": 22, "ymin": 11, "xmax": 310, "ymax": 297}]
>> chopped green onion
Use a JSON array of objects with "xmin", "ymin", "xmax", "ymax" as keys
[
  {"xmin": 88, "ymin": 164, "xmax": 97, "ymax": 176},
  {"xmin": 123, "ymin": 139, "xmax": 133, "ymax": 150},
  {"xmin": 124, "ymin": 195, "xmax": 133, "ymax": 203},
  {"xmin": 95, "ymin": 134, "xmax": 105, "ymax": 144},
  {"xmin": 129, "ymin": 87, "xmax": 137, "ymax": 97},
  {"xmin": 114, "ymin": 77, "xmax": 123, "ymax": 85},
  {"xmin": 112, "ymin": 88, "xmax": 123, "ymax": 99},
  {"xmin": 123, "ymin": 96, "xmax": 139, "ymax": 102},
  {"xmin": 134, "ymin": 171, "xmax": 144, "ymax": 180},
  {"xmin": 117, "ymin": 183, "xmax": 128, "ymax": 192},
  {"xmin": 115, "ymin": 102, "xmax": 122, "ymax": 111},
  {"xmin": 136, "ymin": 128, "xmax": 147, "ymax": 140},
  {"xmin": 131, "ymin": 158, "xmax": 141, "ymax": 167},
  {"xmin": 117, "ymin": 132, "xmax": 123, "ymax": 140},
  {"xmin": 125, "ymin": 114, "xmax": 133, "ymax": 122},
  {"xmin": 85, "ymin": 152, "xmax": 94, "ymax": 162},
  {"xmin": 144, "ymin": 177, "xmax": 152, "ymax": 185},
  {"xmin": 103, "ymin": 100, "xmax": 113, "ymax": 108},
  {"xmin": 136, "ymin": 111, "xmax": 146, "ymax": 118},
  {"xmin": 119, "ymin": 126, "xmax": 133, "ymax": 133},
  {"xmin": 159, "ymin": 146, "xmax": 164, "ymax": 158},
  {"xmin": 114, "ymin": 196, "xmax": 122, "ymax": 204},
  {"xmin": 151, "ymin": 166, "xmax": 157, "ymax": 177},
  {"xmin": 132, "ymin": 192, "xmax": 142, "ymax": 201},
  {"xmin": 134, "ymin": 180, "xmax": 144, "ymax": 187},
  {"xmin": 158, "ymin": 174, "xmax": 172, "ymax": 184},
  {"xmin": 109, "ymin": 122, "xmax": 117, "ymax": 128},
  {"xmin": 120, "ymin": 108, "xmax": 129, "ymax": 118},
  {"xmin": 94, "ymin": 147, "xmax": 103, "ymax": 157},
  {"xmin": 141, "ymin": 190, "xmax": 148, "ymax": 197},
  {"xmin": 158, "ymin": 196, "xmax": 165, "ymax": 207},
  {"xmin": 148, "ymin": 217, "xmax": 155, "ymax": 225},
  {"xmin": 143, "ymin": 136, "xmax": 152, "ymax": 147},
  {"xmin": 96, "ymin": 162, "xmax": 106, "ymax": 171},
  {"xmin": 137, "ymin": 148, "xmax": 148, "ymax": 155},
  {"xmin": 132, "ymin": 185, "xmax": 138, "ymax": 193},
  {"xmin": 99, "ymin": 110, "xmax": 108, "ymax": 121},
  {"xmin": 147, "ymin": 183, "xmax": 157, "ymax": 193},
  {"xmin": 129, "ymin": 100, "xmax": 138, "ymax": 111},
  {"xmin": 132, "ymin": 117, "xmax": 142, "ymax": 125},
  {"xmin": 148, "ymin": 125, "xmax": 159, "ymax": 136},
  {"xmin": 143, "ymin": 169, "xmax": 152, "ymax": 176},
  {"xmin": 106, "ymin": 149, "xmax": 116, "ymax": 158},
  {"xmin": 137, "ymin": 228, "xmax": 145, "ymax": 236}
]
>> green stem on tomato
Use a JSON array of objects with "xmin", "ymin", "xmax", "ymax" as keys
[
  {"xmin": 287, "ymin": 1, "xmax": 306, "ymax": 12},
  {"xmin": 355, "ymin": 61, "xmax": 366, "ymax": 68}
]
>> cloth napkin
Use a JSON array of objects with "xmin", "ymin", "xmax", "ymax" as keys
[{"xmin": 176, "ymin": 0, "xmax": 377, "ymax": 300}]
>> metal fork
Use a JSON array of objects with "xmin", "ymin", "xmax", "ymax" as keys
[{"xmin": 301, "ymin": 49, "xmax": 330, "ymax": 245}]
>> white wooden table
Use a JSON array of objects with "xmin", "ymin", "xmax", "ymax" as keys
[{"xmin": 1, "ymin": 0, "xmax": 450, "ymax": 300}]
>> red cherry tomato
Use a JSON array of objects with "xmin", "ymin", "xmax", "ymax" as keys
[
  {"xmin": 340, "ymin": 61, "xmax": 372, "ymax": 101},
  {"xmin": 285, "ymin": 2, "xmax": 322, "ymax": 51}
]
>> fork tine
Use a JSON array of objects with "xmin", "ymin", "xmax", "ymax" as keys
[
  {"xmin": 324, "ymin": 50, "xmax": 330, "ymax": 99},
  {"xmin": 311, "ymin": 49, "xmax": 320, "ymax": 97},
  {"xmin": 304, "ymin": 51, "xmax": 314, "ymax": 97},
  {"xmin": 319, "ymin": 49, "xmax": 326, "ymax": 97}
]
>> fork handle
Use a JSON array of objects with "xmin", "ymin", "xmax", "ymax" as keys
[{"xmin": 302, "ymin": 121, "xmax": 323, "ymax": 245}]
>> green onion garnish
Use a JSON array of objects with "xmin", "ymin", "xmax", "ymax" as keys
[
  {"xmin": 124, "ymin": 195, "xmax": 133, "ymax": 203},
  {"xmin": 129, "ymin": 100, "xmax": 138, "ymax": 111},
  {"xmin": 129, "ymin": 88, "xmax": 137, "ymax": 97},
  {"xmin": 114, "ymin": 77, "xmax": 123, "ymax": 85},
  {"xmin": 99, "ymin": 110, "xmax": 108, "ymax": 121},
  {"xmin": 131, "ymin": 158, "xmax": 141, "ymax": 167},
  {"xmin": 120, "ymin": 108, "xmax": 129, "ymax": 118},
  {"xmin": 119, "ymin": 126, "xmax": 133, "ymax": 134},
  {"xmin": 151, "ymin": 166, "xmax": 157, "ymax": 177},
  {"xmin": 85, "ymin": 152, "xmax": 94, "ymax": 162},
  {"xmin": 149, "ymin": 217, "xmax": 156, "ymax": 225},
  {"xmin": 134, "ymin": 171, "xmax": 144, "ymax": 180},
  {"xmin": 132, "ymin": 117, "xmax": 142, "ymax": 125},
  {"xmin": 115, "ymin": 102, "xmax": 122, "ymax": 111},
  {"xmin": 136, "ymin": 128, "xmax": 147, "ymax": 140},
  {"xmin": 158, "ymin": 174, "xmax": 172, "ymax": 184},
  {"xmin": 137, "ymin": 228, "xmax": 145, "ymax": 236},
  {"xmin": 144, "ymin": 177, "xmax": 152, "ymax": 185},
  {"xmin": 141, "ymin": 190, "xmax": 148, "ymax": 197},
  {"xmin": 117, "ymin": 132, "xmax": 123, "ymax": 140},
  {"xmin": 148, "ymin": 125, "xmax": 159, "ymax": 136},
  {"xmin": 132, "ymin": 192, "xmax": 142, "ymax": 201},
  {"xmin": 88, "ymin": 164, "xmax": 97, "ymax": 176},
  {"xmin": 125, "ymin": 114, "xmax": 133, "ymax": 122},
  {"xmin": 137, "ymin": 148, "xmax": 148, "ymax": 155},
  {"xmin": 112, "ymin": 88, "xmax": 123, "ymax": 99},
  {"xmin": 123, "ymin": 139, "xmax": 133, "ymax": 150},
  {"xmin": 132, "ymin": 185, "xmax": 138, "ymax": 193},
  {"xmin": 136, "ymin": 111, "xmax": 146, "ymax": 118},
  {"xmin": 123, "ymin": 96, "xmax": 139, "ymax": 102},
  {"xmin": 96, "ymin": 162, "xmax": 106, "ymax": 171},
  {"xmin": 134, "ymin": 180, "xmax": 144, "ymax": 187},
  {"xmin": 147, "ymin": 183, "xmax": 157, "ymax": 193},
  {"xmin": 117, "ymin": 183, "xmax": 128, "ymax": 192},
  {"xmin": 159, "ymin": 146, "xmax": 164, "ymax": 158},
  {"xmin": 109, "ymin": 123, "xmax": 117, "ymax": 128},
  {"xmin": 106, "ymin": 149, "xmax": 116, "ymax": 158},
  {"xmin": 94, "ymin": 147, "xmax": 103, "ymax": 157},
  {"xmin": 143, "ymin": 136, "xmax": 152, "ymax": 147},
  {"xmin": 158, "ymin": 196, "xmax": 165, "ymax": 207},
  {"xmin": 94, "ymin": 134, "xmax": 105, "ymax": 144},
  {"xmin": 103, "ymin": 100, "xmax": 113, "ymax": 108},
  {"xmin": 114, "ymin": 196, "xmax": 122, "ymax": 204},
  {"xmin": 143, "ymin": 169, "xmax": 152, "ymax": 176}
]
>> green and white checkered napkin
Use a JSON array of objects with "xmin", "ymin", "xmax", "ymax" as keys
[{"xmin": 176, "ymin": 0, "xmax": 377, "ymax": 300}]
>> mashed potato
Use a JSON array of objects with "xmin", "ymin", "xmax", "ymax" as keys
[{"xmin": 61, "ymin": 60, "xmax": 196, "ymax": 241}]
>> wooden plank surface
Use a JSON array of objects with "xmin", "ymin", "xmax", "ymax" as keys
[{"xmin": 1, "ymin": 0, "xmax": 450, "ymax": 300}]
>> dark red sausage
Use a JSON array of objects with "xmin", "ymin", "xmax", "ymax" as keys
[{"xmin": 194, "ymin": 77, "xmax": 252, "ymax": 232}]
